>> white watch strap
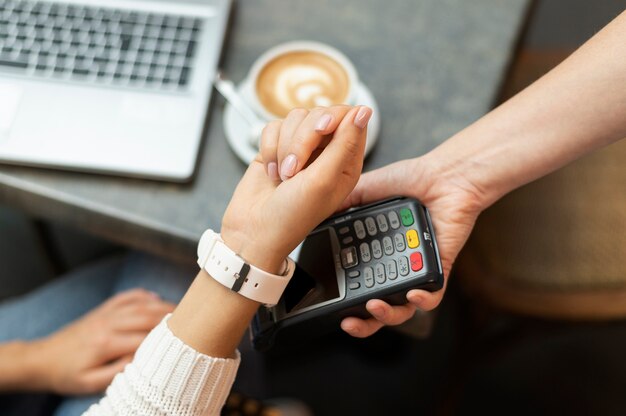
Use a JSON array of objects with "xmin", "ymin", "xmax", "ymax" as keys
[{"xmin": 197, "ymin": 230, "xmax": 294, "ymax": 306}]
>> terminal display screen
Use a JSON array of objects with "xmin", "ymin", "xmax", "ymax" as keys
[{"xmin": 281, "ymin": 229, "xmax": 340, "ymax": 314}]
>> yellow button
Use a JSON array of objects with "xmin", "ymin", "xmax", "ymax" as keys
[{"xmin": 406, "ymin": 229, "xmax": 420, "ymax": 249}]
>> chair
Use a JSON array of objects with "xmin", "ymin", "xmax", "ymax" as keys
[{"xmin": 456, "ymin": 138, "xmax": 626, "ymax": 320}]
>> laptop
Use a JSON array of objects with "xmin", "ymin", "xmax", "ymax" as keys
[{"xmin": 0, "ymin": 0, "xmax": 231, "ymax": 181}]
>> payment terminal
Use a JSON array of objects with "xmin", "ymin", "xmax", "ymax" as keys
[{"xmin": 251, "ymin": 197, "xmax": 444, "ymax": 350}]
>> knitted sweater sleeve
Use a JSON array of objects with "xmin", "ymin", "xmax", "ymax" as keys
[{"xmin": 83, "ymin": 315, "xmax": 240, "ymax": 416}]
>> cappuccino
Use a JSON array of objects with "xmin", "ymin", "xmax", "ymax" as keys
[{"xmin": 255, "ymin": 51, "xmax": 350, "ymax": 118}]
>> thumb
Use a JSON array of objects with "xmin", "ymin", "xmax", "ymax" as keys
[
  {"xmin": 309, "ymin": 106, "xmax": 371, "ymax": 185},
  {"xmin": 342, "ymin": 160, "xmax": 412, "ymax": 210}
]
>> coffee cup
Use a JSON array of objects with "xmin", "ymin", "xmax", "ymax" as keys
[{"xmin": 247, "ymin": 41, "xmax": 359, "ymax": 120}]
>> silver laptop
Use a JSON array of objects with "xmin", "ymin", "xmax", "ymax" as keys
[{"xmin": 0, "ymin": 0, "xmax": 231, "ymax": 181}]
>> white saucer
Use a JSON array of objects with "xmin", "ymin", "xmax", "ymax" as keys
[{"xmin": 223, "ymin": 79, "xmax": 381, "ymax": 164}]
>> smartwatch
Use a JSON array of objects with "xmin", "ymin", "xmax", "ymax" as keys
[{"xmin": 197, "ymin": 229, "xmax": 295, "ymax": 306}]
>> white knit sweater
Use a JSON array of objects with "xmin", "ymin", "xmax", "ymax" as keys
[{"xmin": 84, "ymin": 315, "xmax": 240, "ymax": 416}]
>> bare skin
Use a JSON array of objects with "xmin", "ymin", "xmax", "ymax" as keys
[{"xmin": 0, "ymin": 289, "xmax": 174, "ymax": 394}]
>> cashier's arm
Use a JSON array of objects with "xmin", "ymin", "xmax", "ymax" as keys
[{"xmin": 341, "ymin": 10, "xmax": 626, "ymax": 336}]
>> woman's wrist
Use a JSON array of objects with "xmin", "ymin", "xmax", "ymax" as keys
[
  {"xmin": 27, "ymin": 339, "xmax": 55, "ymax": 391},
  {"xmin": 220, "ymin": 228, "xmax": 287, "ymax": 275},
  {"xmin": 168, "ymin": 270, "xmax": 260, "ymax": 358},
  {"xmin": 0, "ymin": 340, "xmax": 50, "ymax": 392}
]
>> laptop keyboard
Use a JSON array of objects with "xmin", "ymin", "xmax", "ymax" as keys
[{"xmin": 0, "ymin": 0, "xmax": 204, "ymax": 90}]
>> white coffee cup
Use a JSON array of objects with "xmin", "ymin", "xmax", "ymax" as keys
[{"xmin": 247, "ymin": 41, "xmax": 360, "ymax": 121}]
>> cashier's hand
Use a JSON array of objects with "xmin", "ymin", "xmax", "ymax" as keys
[
  {"xmin": 339, "ymin": 156, "xmax": 485, "ymax": 337},
  {"xmin": 221, "ymin": 105, "xmax": 372, "ymax": 274}
]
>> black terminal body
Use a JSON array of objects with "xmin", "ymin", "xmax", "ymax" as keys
[{"xmin": 251, "ymin": 197, "xmax": 444, "ymax": 351}]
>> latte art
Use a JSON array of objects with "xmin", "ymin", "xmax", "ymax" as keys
[{"xmin": 256, "ymin": 51, "xmax": 350, "ymax": 118}]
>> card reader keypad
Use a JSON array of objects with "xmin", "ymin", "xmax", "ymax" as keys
[
  {"xmin": 359, "ymin": 243, "xmax": 371, "ymax": 263},
  {"xmin": 354, "ymin": 220, "xmax": 366, "ymax": 239},
  {"xmin": 364, "ymin": 267, "xmax": 374, "ymax": 288},
  {"xmin": 386, "ymin": 259, "xmax": 398, "ymax": 280},
  {"xmin": 341, "ymin": 205, "xmax": 426, "ymax": 294},
  {"xmin": 394, "ymin": 233, "xmax": 406, "ymax": 251},
  {"xmin": 371, "ymin": 239, "xmax": 382, "ymax": 259},
  {"xmin": 365, "ymin": 217, "xmax": 377, "ymax": 236},
  {"xmin": 398, "ymin": 256, "xmax": 410, "ymax": 276},
  {"xmin": 382, "ymin": 236, "xmax": 394, "ymax": 255},
  {"xmin": 388, "ymin": 211, "xmax": 401, "ymax": 229},
  {"xmin": 376, "ymin": 214, "xmax": 389, "ymax": 232},
  {"xmin": 340, "ymin": 246, "xmax": 358, "ymax": 269}
]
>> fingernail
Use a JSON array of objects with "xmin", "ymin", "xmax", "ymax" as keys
[
  {"xmin": 267, "ymin": 162, "xmax": 279, "ymax": 181},
  {"xmin": 148, "ymin": 291, "xmax": 160, "ymax": 299},
  {"xmin": 280, "ymin": 154, "xmax": 297, "ymax": 180},
  {"xmin": 354, "ymin": 106, "xmax": 372, "ymax": 129},
  {"xmin": 314, "ymin": 113, "xmax": 333, "ymax": 131}
]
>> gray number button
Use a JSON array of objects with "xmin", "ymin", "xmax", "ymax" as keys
[
  {"xmin": 386, "ymin": 260, "xmax": 398, "ymax": 280},
  {"xmin": 398, "ymin": 256, "xmax": 409, "ymax": 276},
  {"xmin": 376, "ymin": 214, "xmax": 389, "ymax": 232},
  {"xmin": 388, "ymin": 211, "xmax": 401, "ymax": 229},
  {"xmin": 354, "ymin": 220, "xmax": 366, "ymax": 239},
  {"xmin": 375, "ymin": 263, "xmax": 386, "ymax": 284},
  {"xmin": 382, "ymin": 236, "xmax": 394, "ymax": 255},
  {"xmin": 364, "ymin": 267, "xmax": 374, "ymax": 288},
  {"xmin": 360, "ymin": 242, "xmax": 371, "ymax": 263},
  {"xmin": 394, "ymin": 233, "xmax": 406, "ymax": 252},
  {"xmin": 371, "ymin": 239, "xmax": 382, "ymax": 259},
  {"xmin": 365, "ymin": 217, "xmax": 377, "ymax": 236}
]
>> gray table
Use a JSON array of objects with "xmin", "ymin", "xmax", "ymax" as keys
[{"xmin": 0, "ymin": 0, "xmax": 530, "ymax": 262}]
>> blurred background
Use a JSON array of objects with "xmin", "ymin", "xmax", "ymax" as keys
[{"xmin": 1, "ymin": 0, "xmax": 626, "ymax": 415}]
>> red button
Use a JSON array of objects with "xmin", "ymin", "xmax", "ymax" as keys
[{"xmin": 410, "ymin": 252, "xmax": 423, "ymax": 271}]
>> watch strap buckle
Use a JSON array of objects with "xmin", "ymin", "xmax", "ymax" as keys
[{"xmin": 231, "ymin": 263, "xmax": 250, "ymax": 293}]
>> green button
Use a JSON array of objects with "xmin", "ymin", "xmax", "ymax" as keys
[{"xmin": 400, "ymin": 208, "xmax": 414, "ymax": 226}]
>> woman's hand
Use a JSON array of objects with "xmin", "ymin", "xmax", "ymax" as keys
[
  {"xmin": 33, "ymin": 289, "xmax": 174, "ymax": 395},
  {"xmin": 220, "ymin": 105, "xmax": 372, "ymax": 274},
  {"xmin": 339, "ymin": 155, "xmax": 486, "ymax": 337}
]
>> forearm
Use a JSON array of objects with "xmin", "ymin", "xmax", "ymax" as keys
[
  {"xmin": 0, "ymin": 341, "xmax": 45, "ymax": 391},
  {"xmin": 429, "ymin": 11, "xmax": 626, "ymax": 208},
  {"xmin": 167, "ymin": 270, "xmax": 260, "ymax": 359}
]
